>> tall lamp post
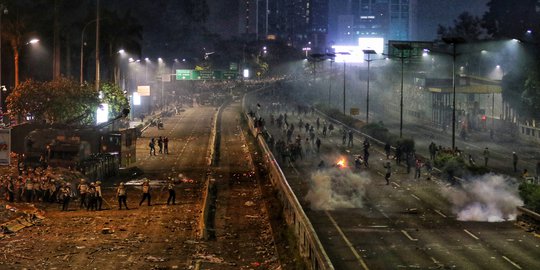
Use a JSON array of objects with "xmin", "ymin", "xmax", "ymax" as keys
[
  {"xmin": 442, "ymin": 37, "xmax": 465, "ymax": 151},
  {"xmin": 362, "ymin": 49, "xmax": 377, "ymax": 123},
  {"xmin": 335, "ymin": 52, "xmax": 351, "ymax": 115},
  {"xmin": 391, "ymin": 44, "xmax": 413, "ymax": 138}
]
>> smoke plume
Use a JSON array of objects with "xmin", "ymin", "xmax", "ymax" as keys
[
  {"xmin": 305, "ymin": 168, "xmax": 371, "ymax": 210},
  {"xmin": 444, "ymin": 174, "xmax": 523, "ymax": 222}
]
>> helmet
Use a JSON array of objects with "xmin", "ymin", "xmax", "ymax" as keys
[
  {"xmin": 120, "ymin": 182, "xmax": 125, "ymax": 186},
  {"xmin": 90, "ymin": 182, "xmax": 95, "ymax": 186},
  {"xmin": 80, "ymin": 179, "xmax": 86, "ymax": 183},
  {"xmin": 66, "ymin": 182, "xmax": 71, "ymax": 186},
  {"xmin": 96, "ymin": 181, "xmax": 102, "ymax": 185}
]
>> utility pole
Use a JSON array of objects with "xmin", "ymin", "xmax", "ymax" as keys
[{"xmin": 95, "ymin": 0, "xmax": 100, "ymax": 91}]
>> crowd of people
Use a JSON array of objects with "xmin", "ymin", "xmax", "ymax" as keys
[
  {"xmin": 0, "ymin": 169, "xmax": 179, "ymax": 211},
  {"xmin": 0, "ymin": 167, "xmax": 93, "ymax": 210}
]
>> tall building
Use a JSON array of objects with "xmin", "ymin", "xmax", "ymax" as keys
[
  {"xmin": 336, "ymin": 0, "xmax": 417, "ymax": 46},
  {"xmin": 238, "ymin": 0, "xmax": 329, "ymax": 52}
]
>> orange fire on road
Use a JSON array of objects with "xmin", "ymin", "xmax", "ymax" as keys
[{"xmin": 336, "ymin": 158, "xmax": 346, "ymax": 168}]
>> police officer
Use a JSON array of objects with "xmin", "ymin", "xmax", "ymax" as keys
[
  {"xmin": 139, "ymin": 179, "xmax": 151, "ymax": 206},
  {"xmin": 87, "ymin": 182, "xmax": 97, "ymax": 211},
  {"xmin": 95, "ymin": 181, "xmax": 103, "ymax": 210},
  {"xmin": 78, "ymin": 179, "xmax": 89, "ymax": 209},
  {"xmin": 60, "ymin": 183, "xmax": 72, "ymax": 211},
  {"xmin": 116, "ymin": 182, "xmax": 129, "ymax": 210}
]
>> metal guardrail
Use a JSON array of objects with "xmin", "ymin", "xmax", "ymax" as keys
[{"xmin": 243, "ymin": 91, "xmax": 335, "ymax": 270}]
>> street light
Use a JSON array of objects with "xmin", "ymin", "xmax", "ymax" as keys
[
  {"xmin": 443, "ymin": 37, "xmax": 466, "ymax": 151},
  {"xmin": 326, "ymin": 53, "xmax": 335, "ymax": 106},
  {"xmin": 336, "ymin": 52, "xmax": 351, "ymax": 114},
  {"xmin": 391, "ymin": 43, "xmax": 413, "ymax": 138},
  {"xmin": 362, "ymin": 49, "xmax": 377, "ymax": 123}
]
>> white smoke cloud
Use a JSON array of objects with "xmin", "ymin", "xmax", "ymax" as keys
[
  {"xmin": 443, "ymin": 174, "xmax": 523, "ymax": 222},
  {"xmin": 305, "ymin": 167, "xmax": 371, "ymax": 210}
]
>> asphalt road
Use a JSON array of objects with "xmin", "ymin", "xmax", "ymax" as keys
[{"xmin": 249, "ymin": 90, "xmax": 540, "ymax": 270}]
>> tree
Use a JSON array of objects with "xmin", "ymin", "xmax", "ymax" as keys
[
  {"xmin": 7, "ymin": 77, "xmax": 129, "ymax": 124},
  {"xmin": 100, "ymin": 9, "xmax": 142, "ymax": 85},
  {"xmin": 483, "ymin": 0, "xmax": 540, "ymax": 42},
  {"xmin": 99, "ymin": 82, "xmax": 129, "ymax": 119},
  {"xmin": 521, "ymin": 71, "xmax": 540, "ymax": 120},
  {"xmin": 7, "ymin": 77, "xmax": 99, "ymax": 124},
  {"xmin": 2, "ymin": 10, "xmax": 30, "ymax": 87},
  {"xmin": 437, "ymin": 12, "xmax": 488, "ymax": 41}
]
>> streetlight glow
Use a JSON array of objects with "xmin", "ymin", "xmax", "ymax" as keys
[
  {"xmin": 118, "ymin": 49, "xmax": 125, "ymax": 54},
  {"xmin": 28, "ymin": 38, "xmax": 39, "ymax": 44}
]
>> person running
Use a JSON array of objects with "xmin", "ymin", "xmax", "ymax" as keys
[
  {"xmin": 139, "ymin": 180, "xmax": 151, "ymax": 206},
  {"xmin": 149, "ymin": 138, "xmax": 156, "ymax": 156},
  {"xmin": 157, "ymin": 136, "xmax": 163, "ymax": 154},
  {"xmin": 483, "ymin": 147, "xmax": 490, "ymax": 167},
  {"xmin": 163, "ymin": 137, "xmax": 169, "ymax": 154},
  {"xmin": 384, "ymin": 161, "xmax": 392, "ymax": 185},
  {"xmin": 384, "ymin": 142, "xmax": 391, "ymax": 159},
  {"xmin": 116, "ymin": 182, "xmax": 129, "ymax": 210},
  {"xmin": 512, "ymin": 152, "xmax": 518, "ymax": 173},
  {"xmin": 414, "ymin": 159, "xmax": 422, "ymax": 179}
]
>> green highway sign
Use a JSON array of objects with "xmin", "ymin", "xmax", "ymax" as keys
[
  {"xmin": 175, "ymin": 69, "xmax": 193, "ymax": 80},
  {"xmin": 222, "ymin": 71, "xmax": 238, "ymax": 80},
  {"xmin": 175, "ymin": 69, "xmax": 237, "ymax": 80}
]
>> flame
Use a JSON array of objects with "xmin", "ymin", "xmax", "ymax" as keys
[{"xmin": 336, "ymin": 158, "xmax": 346, "ymax": 168}]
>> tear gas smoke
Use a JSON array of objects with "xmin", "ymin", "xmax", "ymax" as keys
[
  {"xmin": 443, "ymin": 174, "xmax": 523, "ymax": 222},
  {"xmin": 305, "ymin": 168, "xmax": 371, "ymax": 210}
]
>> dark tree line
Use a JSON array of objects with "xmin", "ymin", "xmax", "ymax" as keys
[{"xmin": 438, "ymin": 0, "xmax": 540, "ymax": 121}]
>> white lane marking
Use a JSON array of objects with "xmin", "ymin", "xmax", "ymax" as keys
[
  {"xmin": 368, "ymin": 225, "xmax": 388, "ymax": 228},
  {"xmin": 391, "ymin": 182, "xmax": 400, "ymax": 188},
  {"xmin": 325, "ymin": 211, "xmax": 370, "ymax": 270},
  {"xmin": 401, "ymin": 230, "xmax": 418, "ymax": 241},
  {"xmin": 502, "ymin": 255, "xmax": 522, "ymax": 269},
  {"xmin": 430, "ymin": 257, "xmax": 439, "ymax": 264},
  {"xmin": 411, "ymin": 194, "xmax": 421, "ymax": 201},
  {"xmin": 434, "ymin": 209, "xmax": 447, "ymax": 218},
  {"xmin": 463, "ymin": 229, "xmax": 480, "ymax": 240}
]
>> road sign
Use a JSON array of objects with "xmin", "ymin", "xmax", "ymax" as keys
[
  {"xmin": 175, "ymin": 69, "xmax": 192, "ymax": 80},
  {"xmin": 199, "ymin": 70, "xmax": 214, "ymax": 80},
  {"xmin": 175, "ymin": 69, "xmax": 238, "ymax": 80},
  {"xmin": 350, "ymin": 108, "xmax": 359, "ymax": 115},
  {"xmin": 229, "ymin": 62, "xmax": 238, "ymax": 70},
  {"xmin": 222, "ymin": 71, "xmax": 238, "ymax": 80}
]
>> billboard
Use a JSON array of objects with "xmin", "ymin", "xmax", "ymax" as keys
[
  {"xmin": 0, "ymin": 129, "xmax": 10, "ymax": 166},
  {"xmin": 137, "ymin": 85, "xmax": 150, "ymax": 96}
]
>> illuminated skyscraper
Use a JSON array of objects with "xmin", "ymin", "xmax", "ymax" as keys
[{"xmin": 336, "ymin": 0, "xmax": 417, "ymax": 45}]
